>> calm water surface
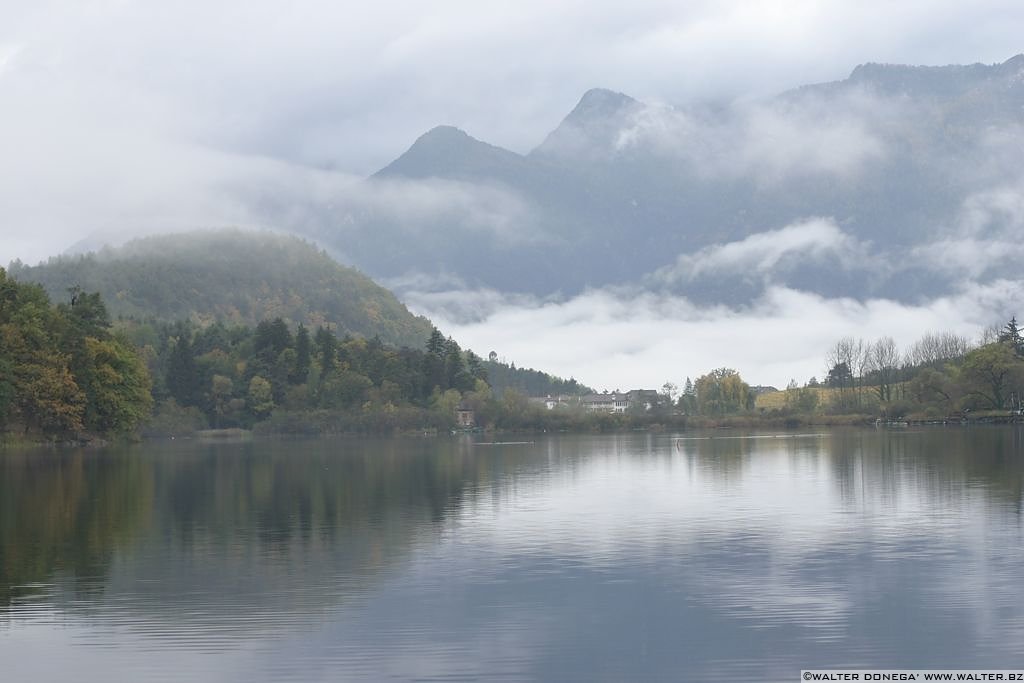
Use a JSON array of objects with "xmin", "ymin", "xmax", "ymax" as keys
[{"xmin": 1, "ymin": 429, "xmax": 1023, "ymax": 681}]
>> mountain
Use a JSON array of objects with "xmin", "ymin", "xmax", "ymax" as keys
[
  {"xmin": 300, "ymin": 55, "xmax": 1024, "ymax": 305},
  {"xmin": 376, "ymin": 125, "xmax": 532, "ymax": 182},
  {"xmin": 7, "ymin": 230, "xmax": 434, "ymax": 349},
  {"xmin": 531, "ymin": 88, "xmax": 642, "ymax": 161}
]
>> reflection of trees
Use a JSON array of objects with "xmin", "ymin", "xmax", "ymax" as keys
[
  {"xmin": 151, "ymin": 438, "xmax": 508, "ymax": 549},
  {"xmin": 827, "ymin": 428, "xmax": 1024, "ymax": 512},
  {"xmin": 0, "ymin": 449, "xmax": 153, "ymax": 606},
  {"xmin": 673, "ymin": 428, "xmax": 1023, "ymax": 514},
  {"xmin": 674, "ymin": 433, "xmax": 764, "ymax": 483},
  {"xmin": 3, "ymin": 429, "xmax": 1021, "ymax": 622},
  {"xmin": 0, "ymin": 438, "xmax": 554, "ymax": 620}
]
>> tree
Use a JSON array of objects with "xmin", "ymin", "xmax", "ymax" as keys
[
  {"xmin": 17, "ymin": 356, "xmax": 85, "ymax": 436},
  {"xmin": 61, "ymin": 287, "xmax": 111, "ymax": 341},
  {"xmin": 165, "ymin": 330, "xmax": 201, "ymax": 407},
  {"xmin": 998, "ymin": 317, "xmax": 1024, "ymax": 356},
  {"xmin": 318, "ymin": 369, "xmax": 372, "ymax": 410},
  {"xmin": 465, "ymin": 351, "xmax": 488, "ymax": 383},
  {"xmin": 695, "ymin": 368, "xmax": 752, "ymax": 415},
  {"xmin": 678, "ymin": 377, "xmax": 698, "ymax": 415},
  {"xmin": 426, "ymin": 327, "xmax": 446, "ymax": 356},
  {"xmin": 429, "ymin": 387, "xmax": 463, "ymax": 426},
  {"xmin": 661, "ymin": 382, "xmax": 678, "ymax": 406},
  {"xmin": 869, "ymin": 336, "xmax": 900, "ymax": 403},
  {"xmin": 906, "ymin": 332, "xmax": 973, "ymax": 367},
  {"xmin": 77, "ymin": 336, "xmax": 153, "ymax": 434},
  {"xmin": 785, "ymin": 382, "xmax": 819, "ymax": 413},
  {"xmin": 497, "ymin": 388, "xmax": 531, "ymax": 426},
  {"xmin": 252, "ymin": 318, "xmax": 293, "ymax": 360},
  {"xmin": 827, "ymin": 337, "xmax": 868, "ymax": 408},
  {"xmin": 422, "ymin": 328, "xmax": 447, "ymax": 394},
  {"xmin": 907, "ymin": 367, "xmax": 958, "ymax": 411},
  {"xmin": 210, "ymin": 375, "xmax": 235, "ymax": 428},
  {"xmin": 827, "ymin": 362, "xmax": 853, "ymax": 390},
  {"xmin": 247, "ymin": 376, "xmax": 275, "ymax": 418},
  {"xmin": 960, "ymin": 343, "xmax": 1024, "ymax": 409},
  {"xmin": 314, "ymin": 326, "xmax": 337, "ymax": 375},
  {"xmin": 0, "ymin": 351, "xmax": 14, "ymax": 425},
  {"xmin": 291, "ymin": 324, "xmax": 312, "ymax": 385}
]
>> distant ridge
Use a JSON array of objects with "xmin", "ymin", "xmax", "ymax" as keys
[{"xmin": 298, "ymin": 54, "xmax": 1024, "ymax": 304}]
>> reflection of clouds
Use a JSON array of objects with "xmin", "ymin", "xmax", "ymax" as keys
[
  {"xmin": 4, "ymin": 434, "xmax": 1024, "ymax": 679},
  {"xmin": 413, "ymin": 434, "xmax": 1024, "ymax": 672},
  {"xmin": 446, "ymin": 434, "xmax": 1024, "ymax": 652}
]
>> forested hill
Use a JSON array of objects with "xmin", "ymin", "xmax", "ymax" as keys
[{"xmin": 8, "ymin": 231, "xmax": 434, "ymax": 349}]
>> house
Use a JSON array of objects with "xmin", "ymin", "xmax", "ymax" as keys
[
  {"xmin": 528, "ymin": 390, "xmax": 663, "ymax": 414},
  {"xmin": 529, "ymin": 395, "xmax": 578, "ymax": 410},
  {"xmin": 455, "ymin": 401, "xmax": 475, "ymax": 428},
  {"xmin": 582, "ymin": 392, "xmax": 629, "ymax": 413},
  {"xmin": 581, "ymin": 389, "xmax": 663, "ymax": 414}
]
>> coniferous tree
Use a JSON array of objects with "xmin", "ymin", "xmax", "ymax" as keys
[
  {"xmin": 165, "ymin": 330, "xmax": 201, "ymax": 407},
  {"xmin": 466, "ymin": 351, "xmax": 487, "ymax": 383},
  {"xmin": 422, "ymin": 328, "xmax": 447, "ymax": 394},
  {"xmin": 292, "ymin": 324, "xmax": 312, "ymax": 384},
  {"xmin": 999, "ymin": 317, "xmax": 1024, "ymax": 356},
  {"xmin": 314, "ymin": 326, "xmax": 337, "ymax": 375}
]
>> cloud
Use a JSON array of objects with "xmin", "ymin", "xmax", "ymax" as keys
[
  {"xmin": 0, "ymin": 89, "xmax": 545, "ymax": 266},
  {"xmin": 409, "ymin": 281, "xmax": 1017, "ymax": 392},
  {"xmin": 729, "ymin": 98, "xmax": 889, "ymax": 181},
  {"xmin": 957, "ymin": 179, "xmax": 1024, "ymax": 238},
  {"xmin": 615, "ymin": 92, "xmax": 892, "ymax": 183},
  {"xmin": 906, "ymin": 176, "xmax": 1024, "ymax": 280},
  {"xmin": 653, "ymin": 218, "xmax": 873, "ymax": 285},
  {"xmin": 390, "ymin": 282, "xmax": 548, "ymax": 326},
  {"xmin": 402, "ymin": 208, "xmax": 1024, "ymax": 390},
  {"xmin": 339, "ymin": 177, "xmax": 547, "ymax": 245},
  {"xmin": 1, "ymin": 0, "xmax": 1022, "ymax": 266}
]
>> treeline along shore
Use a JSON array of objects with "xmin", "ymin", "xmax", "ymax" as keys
[{"xmin": 4, "ymin": 264, "xmax": 1024, "ymax": 444}]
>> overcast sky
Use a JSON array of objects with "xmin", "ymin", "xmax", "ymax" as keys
[
  {"xmin": 2, "ymin": 0, "xmax": 1021, "ymax": 264},
  {"xmin": 2, "ymin": 1, "xmax": 1023, "ymax": 388}
]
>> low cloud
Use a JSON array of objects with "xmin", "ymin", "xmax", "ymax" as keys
[
  {"xmin": 404, "ymin": 210, "xmax": 1022, "ymax": 390},
  {"xmin": 957, "ymin": 179, "xmax": 1024, "ymax": 238},
  {"xmin": 335, "ymin": 177, "xmax": 547, "ymax": 246},
  {"xmin": 0, "ymin": 101, "xmax": 545, "ymax": 265},
  {"xmin": 653, "ymin": 218, "xmax": 872, "ymax": 285},
  {"xmin": 906, "ymin": 176, "xmax": 1024, "ymax": 280},
  {"xmin": 613, "ymin": 91, "xmax": 893, "ymax": 183},
  {"xmin": 409, "ymin": 281, "xmax": 1016, "ymax": 392}
]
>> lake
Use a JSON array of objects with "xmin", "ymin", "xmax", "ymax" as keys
[{"xmin": 1, "ymin": 429, "xmax": 1022, "ymax": 681}]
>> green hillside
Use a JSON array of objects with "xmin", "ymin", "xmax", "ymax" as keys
[{"xmin": 8, "ymin": 230, "xmax": 433, "ymax": 349}]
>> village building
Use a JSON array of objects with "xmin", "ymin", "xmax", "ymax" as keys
[
  {"xmin": 455, "ymin": 401, "xmax": 475, "ymax": 428},
  {"xmin": 528, "ymin": 390, "xmax": 664, "ymax": 414}
]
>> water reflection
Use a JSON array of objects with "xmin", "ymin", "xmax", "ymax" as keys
[{"xmin": 1, "ymin": 429, "xmax": 1023, "ymax": 681}]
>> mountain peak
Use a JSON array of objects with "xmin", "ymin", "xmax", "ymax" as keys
[
  {"xmin": 417, "ymin": 125, "xmax": 473, "ymax": 144},
  {"xmin": 999, "ymin": 53, "xmax": 1024, "ymax": 72},
  {"xmin": 529, "ymin": 88, "xmax": 641, "ymax": 159},
  {"xmin": 568, "ymin": 88, "xmax": 638, "ymax": 121},
  {"xmin": 374, "ymin": 124, "xmax": 523, "ymax": 180}
]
